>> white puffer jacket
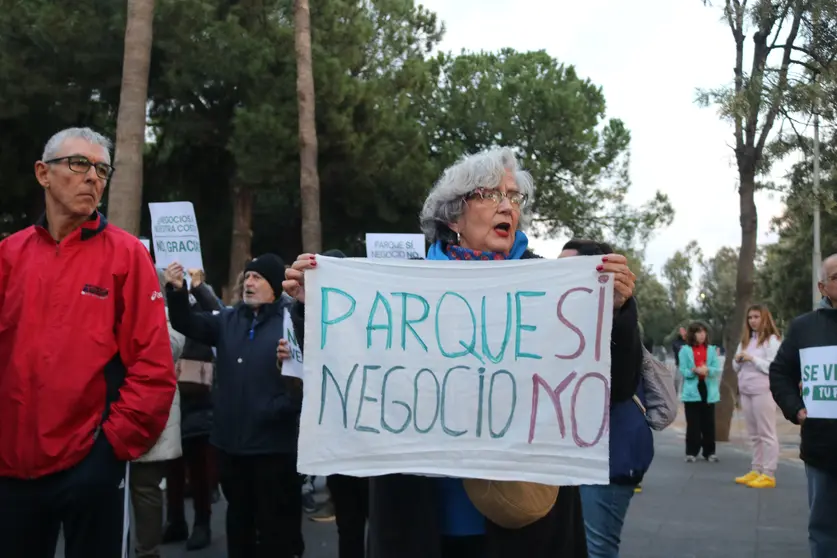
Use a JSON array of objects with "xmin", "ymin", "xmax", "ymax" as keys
[{"xmin": 134, "ymin": 307, "xmax": 185, "ymax": 463}]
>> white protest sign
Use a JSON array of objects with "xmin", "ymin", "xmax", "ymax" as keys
[
  {"xmin": 298, "ymin": 256, "xmax": 613, "ymax": 485},
  {"xmin": 140, "ymin": 238, "xmax": 151, "ymax": 253},
  {"xmin": 282, "ymin": 308, "xmax": 304, "ymax": 379},
  {"xmin": 148, "ymin": 202, "xmax": 204, "ymax": 271},
  {"xmin": 365, "ymin": 233, "xmax": 426, "ymax": 260},
  {"xmin": 800, "ymin": 346, "xmax": 837, "ymax": 418}
]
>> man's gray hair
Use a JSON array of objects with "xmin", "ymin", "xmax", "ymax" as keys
[
  {"xmin": 419, "ymin": 147, "xmax": 535, "ymax": 244},
  {"xmin": 42, "ymin": 127, "xmax": 113, "ymax": 164}
]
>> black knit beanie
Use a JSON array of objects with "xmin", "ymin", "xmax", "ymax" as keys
[{"xmin": 244, "ymin": 253, "xmax": 285, "ymax": 297}]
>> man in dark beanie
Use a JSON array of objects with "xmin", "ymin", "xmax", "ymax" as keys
[
  {"xmin": 243, "ymin": 253, "xmax": 285, "ymax": 301},
  {"xmin": 166, "ymin": 254, "xmax": 304, "ymax": 558}
]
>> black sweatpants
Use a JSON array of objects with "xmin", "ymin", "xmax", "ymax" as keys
[
  {"xmin": 219, "ymin": 451, "xmax": 304, "ymax": 558},
  {"xmin": 327, "ymin": 474, "xmax": 369, "ymax": 558},
  {"xmin": 685, "ymin": 380, "xmax": 716, "ymax": 458},
  {"xmin": 0, "ymin": 433, "xmax": 128, "ymax": 558}
]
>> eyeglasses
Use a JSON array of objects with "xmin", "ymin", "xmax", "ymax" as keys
[
  {"xmin": 465, "ymin": 187, "xmax": 529, "ymax": 208},
  {"xmin": 44, "ymin": 156, "xmax": 115, "ymax": 180}
]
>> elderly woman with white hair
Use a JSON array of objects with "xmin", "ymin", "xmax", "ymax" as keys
[{"xmin": 284, "ymin": 147, "xmax": 638, "ymax": 558}]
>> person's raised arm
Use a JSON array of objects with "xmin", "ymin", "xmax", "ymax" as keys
[
  {"xmin": 102, "ymin": 243, "xmax": 177, "ymax": 460},
  {"xmin": 609, "ymin": 297, "xmax": 642, "ymax": 403},
  {"xmin": 188, "ymin": 269, "xmax": 224, "ymax": 312},
  {"xmin": 283, "ymin": 253, "xmax": 317, "ymax": 353},
  {"xmin": 165, "ymin": 262, "xmax": 222, "ymax": 347}
]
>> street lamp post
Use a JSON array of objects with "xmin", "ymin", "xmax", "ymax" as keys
[{"xmin": 813, "ymin": 105, "xmax": 822, "ymax": 310}]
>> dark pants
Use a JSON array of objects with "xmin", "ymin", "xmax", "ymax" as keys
[
  {"xmin": 167, "ymin": 436, "xmax": 213, "ymax": 526},
  {"xmin": 441, "ymin": 535, "xmax": 485, "ymax": 558},
  {"xmin": 0, "ymin": 433, "xmax": 127, "ymax": 558},
  {"xmin": 806, "ymin": 464, "xmax": 837, "ymax": 558},
  {"xmin": 130, "ymin": 461, "xmax": 167, "ymax": 558},
  {"xmin": 219, "ymin": 451, "xmax": 304, "ymax": 558},
  {"xmin": 685, "ymin": 382, "xmax": 716, "ymax": 457},
  {"xmin": 328, "ymin": 474, "xmax": 369, "ymax": 558}
]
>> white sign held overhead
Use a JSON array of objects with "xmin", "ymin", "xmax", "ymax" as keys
[
  {"xmin": 365, "ymin": 233, "xmax": 426, "ymax": 260},
  {"xmin": 148, "ymin": 202, "xmax": 204, "ymax": 272},
  {"xmin": 298, "ymin": 256, "xmax": 614, "ymax": 486}
]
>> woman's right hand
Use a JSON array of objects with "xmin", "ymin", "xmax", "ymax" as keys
[
  {"xmin": 164, "ymin": 262, "xmax": 185, "ymax": 289},
  {"xmin": 282, "ymin": 253, "xmax": 317, "ymax": 303}
]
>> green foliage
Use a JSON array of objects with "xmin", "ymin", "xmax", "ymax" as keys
[
  {"xmin": 0, "ymin": 0, "xmax": 125, "ymax": 230},
  {"xmin": 695, "ymin": 246, "xmax": 740, "ymax": 345},
  {"xmin": 663, "ymin": 240, "xmax": 701, "ymax": 326},
  {"xmin": 757, "ymin": 141, "xmax": 837, "ymax": 328},
  {"xmin": 429, "ymin": 48, "xmax": 673, "ymax": 248},
  {"xmin": 622, "ymin": 247, "xmax": 676, "ymax": 347},
  {"xmin": 0, "ymin": 0, "xmax": 674, "ymax": 289}
]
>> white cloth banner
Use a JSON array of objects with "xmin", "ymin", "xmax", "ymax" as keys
[
  {"xmin": 282, "ymin": 308, "xmax": 304, "ymax": 379},
  {"xmin": 298, "ymin": 256, "xmax": 613, "ymax": 485},
  {"xmin": 148, "ymin": 202, "xmax": 204, "ymax": 271},
  {"xmin": 365, "ymin": 233, "xmax": 426, "ymax": 260},
  {"xmin": 800, "ymin": 345, "xmax": 837, "ymax": 419}
]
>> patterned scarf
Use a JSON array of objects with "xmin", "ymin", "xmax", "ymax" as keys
[{"xmin": 445, "ymin": 244, "xmax": 510, "ymax": 261}]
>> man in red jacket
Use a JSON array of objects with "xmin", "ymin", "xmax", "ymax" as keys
[{"xmin": 0, "ymin": 127, "xmax": 177, "ymax": 558}]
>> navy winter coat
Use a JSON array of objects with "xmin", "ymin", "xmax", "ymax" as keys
[{"xmin": 167, "ymin": 285, "xmax": 300, "ymax": 455}]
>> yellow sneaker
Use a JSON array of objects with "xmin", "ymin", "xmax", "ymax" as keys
[
  {"xmin": 747, "ymin": 474, "xmax": 776, "ymax": 488},
  {"xmin": 735, "ymin": 471, "xmax": 760, "ymax": 485}
]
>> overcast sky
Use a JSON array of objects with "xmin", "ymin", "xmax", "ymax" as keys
[{"xmin": 418, "ymin": 0, "xmax": 800, "ymax": 275}]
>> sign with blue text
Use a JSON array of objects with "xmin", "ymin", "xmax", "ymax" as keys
[
  {"xmin": 298, "ymin": 256, "xmax": 614, "ymax": 485},
  {"xmin": 148, "ymin": 201, "xmax": 204, "ymax": 272}
]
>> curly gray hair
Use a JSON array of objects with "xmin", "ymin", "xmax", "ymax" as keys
[{"xmin": 419, "ymin": 147, "xmax": 535, "ymax": 245}]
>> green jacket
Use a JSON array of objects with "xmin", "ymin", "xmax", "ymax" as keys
[{"xmin": 678, "ymin": 345, "xmax": 723, "ymax": 403}]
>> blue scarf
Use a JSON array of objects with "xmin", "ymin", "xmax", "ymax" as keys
[
  {"xmin": 426, "ymin": 229, "xmax": 529, "ymax": 537},
  {"xmin": 426, "ymin": 230, "xmax": 530, "ymax": 261}
]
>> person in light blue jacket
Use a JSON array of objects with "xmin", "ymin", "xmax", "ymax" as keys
[{"xmin": 678, "ymin": 322, "xmax": 723, "ymax": 463}]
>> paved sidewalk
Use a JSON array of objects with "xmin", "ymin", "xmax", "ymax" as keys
[
  {"xmin": 56, "ymin": 429, "xmax": 810, "ymax": 557},
  {"xmin": 621, "ymin": 430, "xmax": 809, "ymax": 558},
  {"xmin": 670, "ymin": 403, "xmax": 802, "ymax": 462}
]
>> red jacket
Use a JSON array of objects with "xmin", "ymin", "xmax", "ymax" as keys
[{"xmin": 0, "ymin": 213, "xmax": 176, "ymax": 479}]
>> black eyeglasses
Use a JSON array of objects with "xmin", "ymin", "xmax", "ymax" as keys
[{"xmin": 44, "ymin": 155, "xmax": 115, "ymax": 180}]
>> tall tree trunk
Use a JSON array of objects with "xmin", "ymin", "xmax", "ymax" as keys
[
  {"xmin": 107, "ymin": 0, "xmax": 155, "ymax": 236},
  {"xmin": 225, "ymin": 183, "xmax": 253, "ymax": 304},
  {"xmin": 294, "ymin": 0, "xmax": 322, "ymax": 254},
  {"xmin": 717, "ymin": 167, "xmax": 758, "ymax": 441}
]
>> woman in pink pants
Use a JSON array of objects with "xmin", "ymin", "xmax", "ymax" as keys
[{"xmin": 732, "ymin": 304, "xmax": 782, "ymax": 488}]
